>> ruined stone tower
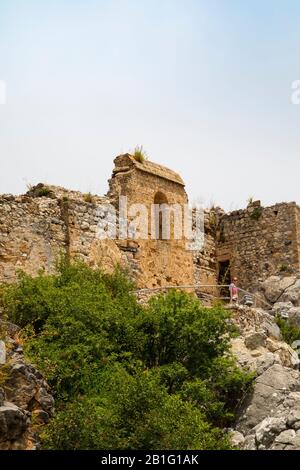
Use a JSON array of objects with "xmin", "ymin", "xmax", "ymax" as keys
[{"xmin": 107, "ymin": 154, "xmax": 195, "ymax": 288}]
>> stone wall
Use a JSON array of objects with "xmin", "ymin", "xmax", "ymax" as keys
[
  {"xmin": 66, "ymin": 198, "xmax": 128, "ymax": 273},
  {"xmin": 0, "ymin": 155, "xmax": 195, "ymax": 289},
  {"xmin": 1, "ymin": 156, "xmax": 300, "ymax": 296},
  {"xmin": 216, "ymin": 201, "xmax": 300, "ymax": 291},
  {"xmin": 193, "ymin": 209, "xmax": 219, "ymax": 295},
  {"xmin": 0, "ymin": 187, "xmax": 129, "ymax": 284},
  {"xmin": 0, "ymin": 194, "xmax": 67, "ymax": 283}
]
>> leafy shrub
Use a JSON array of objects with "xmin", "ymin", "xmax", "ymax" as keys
[
  {"xmin": 83, "ymin": 192, "xmax": 94, "ymax": 204},
  {"xmin": 250, "ymin": 207, "xmax": 263, "ymax": 220},
  {"xmin": 276, "ymin": 316, "xmax": 300, "ymax": 347},
  {"xmin": 0, "ymin": 261, "xmax": 253, "ymax": 449},
  {"xmin": 42, "ymin": 365, "xmax": 232, "ymax": 450},
  {"xmin": 37, "ymin": 187, "xmax": 53, "ymax": 197},
  {"xmin": 139, "ymin": 290, "xmax": 233, "ymax": 373},
  {"xmin": 133, "ymin": 145, "xmax": 147, "ymax": 163},
  {"xmin": 26, "ymin": 183, "xmax": 55, "ymax": 198},
  {"xmin": 278, "ymin": 264, "xmax": 289, "ymax": 273}
]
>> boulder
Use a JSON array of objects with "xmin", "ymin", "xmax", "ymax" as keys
[
  {"xmin": 281, "ymin": 392, "xmax": 300, "ymax": 411},
  {"xmin": 266, "ymin": 338, "xmax": 300, "ymax": 369},
  {"xmin": 236, "ymin": 364, "xmax": 300, "ymax": 434},
  {"xmin": 231, "ymin": 337, "xmax": 257, "ymax": 372},
  {"xmin": 0, "ymin": 329, "xmax": 54, "ymax": 450},
  {"xmin": 286, "ymin": 409, "xmax": 300, "ymax": 429},
  {"xmin": 262, "ymin": 276, "xmax": 296, "ymax": 303},
  {"xmin": 254, "ymin": 417, "xmax": 286, "ymax": 447},
  {"xmin": 280, "ymin": 280, "xmax": 300, "ymax": 306},
  {"xmin": 284, "ymin": 430, "xmax": 300, "ymax": 449},
  {"xmin": 272, "ymin": 302, "xmax": 294, "ymax": 319},
  {"xmin": 3, "ymin": 362, "xmax": 38, "ymax": 409},
  {"xmin": 256, "ymin": 363, "xmax": 300, "ymax": 391},
  {"xmin": 0, "ymin": 403, "xmax": 29, "ymax": 442},
  {"xmin": 34, "ymin": 387, "xmax": 54, "ymax": 414},
  {"xmin": 270, "ymin": 442, "xmax": 286, "ymax": 450},
  {"xmin": 0, "ymin": 320, "xmax": 20, "ymax": 339},
  {"xmin": 261, "ymin": 318, "xmax": 282, "ymax": 340},
  {"xmin": 274, "ymin": 429, "xmax": 296, "ymax": 445},
  {"xmin": 255, "ymin": 352, "xmax": 277, "ymax": 375},
  {"xmin": 288, "ymin": 307, "xmax": 300, "ymax": 328},
  {"xmin": 244, "ymin": 332, "xmax": 266, "ymax": 350},
  {"xmin": 230, "ymin": 430, "xmax": 245, "ymax": 447},
  {"xmin": 243, "ymin": 434, "xmax": 256, "ymax": 450}
]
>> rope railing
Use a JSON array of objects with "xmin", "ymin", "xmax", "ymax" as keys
[
  {"xmin": 136, "ymin": 284, "xmax": 229, "ymax": 293},
  {"xmin": 237, "ymin": 287, "xmax": 272, "ymax": 309},
  {"xmin": 134, "ymin": 284, "xmax": 273, "ymax": 310}
]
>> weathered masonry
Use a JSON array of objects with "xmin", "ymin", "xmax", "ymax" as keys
[
  {"xmin": 107, "ymin": 154, "xmax": 195, "ymax": 288},
  {"xmin": 0, "ymin": 155, "xmax": 194, "ymax": 289},
  {"xmin": 0, "ymin": 155, "xmax": 299, "ymax": 293},
  {"xmin": 0, "ymin": 185, "xmax": 126, "ymax": 283},
  {"xmin": 215, "ymin": 201, "xmax": 300, "ymax": 290}
]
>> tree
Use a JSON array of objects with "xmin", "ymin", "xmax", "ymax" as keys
[{"xmin": 1, "ymin": 261, "xmax": 253, "ymax": 449}]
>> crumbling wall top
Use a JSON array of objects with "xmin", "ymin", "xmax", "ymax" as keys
[
  {"xmin": 24, "ymin": 183, "xmax": 108, "ymax": 205},
  {"xmin": 112, "ymin": 154, "xmax": 185, "ymax": 186}
]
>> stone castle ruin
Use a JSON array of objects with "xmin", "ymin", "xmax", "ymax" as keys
[
  {"xmin": 2, "ymin": 154, "xmax": 300, "ymax": 451},
  {"xmin": 0, "ymin": 154, "xmax": 299, "ymax": 296}
]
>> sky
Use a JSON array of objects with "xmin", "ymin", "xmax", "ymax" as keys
[{"xmin": 0, "ymin": 0, "xmax": 300, "ymax": 211}]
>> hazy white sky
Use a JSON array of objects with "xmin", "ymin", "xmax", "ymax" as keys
[{"xmin": 0, "ymin": 0, "xmax": 300, "ymax": 211}]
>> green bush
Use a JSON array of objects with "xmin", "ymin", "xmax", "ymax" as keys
[
  {"xmin": 278, "ymin": 264, "xmax": 289, "ymax": 273},
  {"xmin": 42, "ymin": 365, "xmax": 232, "ymax": 450},
  {"xmin": 140, "ymin": 291, "xmax": 234, "ymax": 372},
  {"xmin": 0, "ymin": 261, "xmax": 253, "ymax": 449},
  {"xmin": 250, "ymin": 207, "xmax": 263, "ymax": 221},
  {"xmin": 276, "ymin": 316, "xmax": 300, "ymax": 347},
  {"xmin": 133, "ymin": 145, "xmax": 147, "ymax": 163}
]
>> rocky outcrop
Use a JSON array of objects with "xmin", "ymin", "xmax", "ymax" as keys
[
  {"xmin": 230, "ymin": 305, "xmax": 300, "ymax": 450},
  {"xmin": 260, "ymin": 272, "xmax": 300, "ymax": 307},
  {"xmin": 255, "ymin": 272, "xmax": 300, "ymax": 331},
  {"xmin": 0, "ymin": 321, "xmax": 54, "ymax": 450},
  {"xmin": 260, "ymin": 275, "xmax": 299, "ymax": 305}
]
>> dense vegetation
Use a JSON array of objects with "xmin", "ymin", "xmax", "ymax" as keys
[
  {"xmin": 0, "ymin": 261, "xmax": 253, "ymax": 450},
  {"xmin": 276, "ymin": 316, "xmax": 300, "ymax": 348}
]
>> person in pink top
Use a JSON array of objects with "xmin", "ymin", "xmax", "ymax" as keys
[{"xmin": 229, "ymin": 277, "xmax": 239, "ymax": 304}]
